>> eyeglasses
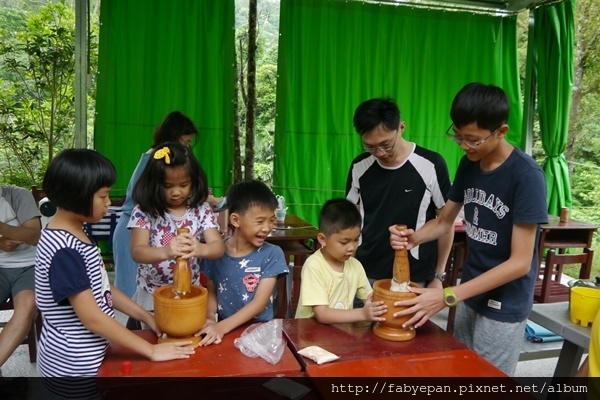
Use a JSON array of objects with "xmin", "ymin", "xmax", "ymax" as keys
[
  {"xmin": 445, "ymin": 125, "xmax": 500, "ymax": 148},
  {"xmin": 363, "ymin": 130, "xmax": 398, "ymax": 154}
]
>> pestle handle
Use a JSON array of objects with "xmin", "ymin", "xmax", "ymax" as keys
[
  {"xmin": 173, "ymin": 227, "xmax": 192, "ymax": 297},
  {"xmin": 392, "ymin": 224, "xmax": 410, "ymax": 285}
]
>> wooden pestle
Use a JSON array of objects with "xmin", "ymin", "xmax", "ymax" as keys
[
  {"xmin": 392, "ymin": 224, "xmax": 410, "ymax": 286},
  {"xmin": 172, "ymin": 227, "xmax": 192, "ymax": 298}
]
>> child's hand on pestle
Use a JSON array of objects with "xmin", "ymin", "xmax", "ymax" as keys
[
  {"xmin": 362, "ymin": 292, "xmax": 387, "ymax": 322},
  {"xmin": 149, "ymin": 342, "xmax": 195, "ymax": 361},
  {"xmin": 175, "ymin": 232, "xmax": 197, "ymax": 259},
  {"xmin": 167, "ymin": 236, "xmax": 187, "ymax": 259},
  {"xmin": 389, "ymin": 225, "xmax": 416, "ymax": 250}
]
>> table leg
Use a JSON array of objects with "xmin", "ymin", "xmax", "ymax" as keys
[{"xmin": 553, "ymin": 340, "xmax": 585, "ymax": 377}]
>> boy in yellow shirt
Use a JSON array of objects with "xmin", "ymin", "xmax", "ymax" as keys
[{"xmin": 295, "ymin": 199, "xmax": 387, "ymax": 323}]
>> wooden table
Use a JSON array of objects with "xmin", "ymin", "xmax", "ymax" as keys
[
  {"xmin": 305, "ymin": 349, "xmax": 505, "ymax": 377},
  {"xmin": 538, "ymin": 215, "xmax": 597, "ymax": 279},
  {"xmin": 282, "ymin": 318, "xmax": 505, "ymax": 377},
  {"xmin": 97, "ymin": 325, "xmax": 302, "ymax": 378},
  {"xmin": 267, "ymin": 214, "xmax": 319, "ymax": 271},
  {"xmin": 528, "ymin": 302, "xmax": 591, "ymax": 377},
  {"xmin": 267, "ymin": 214, "xmax": 319, "ymax": 240}
]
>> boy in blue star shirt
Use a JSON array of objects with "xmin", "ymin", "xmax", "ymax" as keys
[{"xmin": 199, "ymin": 180, "xmax": 288, "ymax": 345}]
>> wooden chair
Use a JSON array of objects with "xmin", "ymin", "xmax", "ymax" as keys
[
  {"xmin": 30, "ymin": 185, "xmax": 46, "ymax": 203},
  {"xmin": 534, "ymin": 248, "xmax": 594, "ymax": 303},
  {"xmin": 214, "ymin": 208, "xmax": 232, "ymax": 238},
  {"xmin": 278, "ymin": 242, "xmax": 317, "ymax": 318},
  {"xmin": 444, "ymin": 239, "xmax": 467, "ymax": 335},
  {"xmin": 273, "ymin": 274, "xmax": 288, "ymax": 319},
  {"xmin": 0, "ymin": 298, "xmax": 42, "ymax": 363},
  {"xmin": 272, "ymin": 262, "xmax": 306, "ymax": 319}
]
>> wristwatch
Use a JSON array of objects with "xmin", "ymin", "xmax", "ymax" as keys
[
  {"xmin": 434, "ymin": 272, "xmax": 446, "ymax": 282},
  {"xmin": 443, "ymin": 287, "xmax": 458, "ymax": 307}
]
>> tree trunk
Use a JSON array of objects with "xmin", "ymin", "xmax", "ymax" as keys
[
  {"xmin": 233, "ymin": 48, "xmax": 242, "ymax": 183},
  {"xmin": 244, "ymin": 0, "xmax": 257, "ymax": 181},
  {"xmin": 566, "ymin": 0, "xmax": 600, "ymax": 175}
]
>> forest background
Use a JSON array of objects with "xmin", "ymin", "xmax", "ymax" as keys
[{"xmin": 1, "ymin": 0, "xmax": 599, "ymax": 276}]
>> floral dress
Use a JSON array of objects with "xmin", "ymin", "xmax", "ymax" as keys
[{"xmin": 127, "ymin": 202, "xmax": 218, "ymax": 295}]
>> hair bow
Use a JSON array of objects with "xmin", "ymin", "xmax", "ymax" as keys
[{"xmin": 154, "ymin": 147, "xmax": 171, "ymax": 164}]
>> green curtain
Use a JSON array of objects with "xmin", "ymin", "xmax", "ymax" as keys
[
  {"xmin": 274, "ymin": 0, "xmax": 522, "ymax": 225},
  {"xmin": 534, "ymin": 0, "xmax": 575, "ymax": 216},
  {"xmin": 94, "ymin": 0, "xmax": 235, "ymax": 198}
]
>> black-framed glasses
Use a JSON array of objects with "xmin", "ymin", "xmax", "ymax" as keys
[
  {"xmin": 445, "ymin": 124, "xmax": 500, "ymax": 148},
  {"xmin": 363, "ymin": 130, "xmax": 398, "ymax": 154}
]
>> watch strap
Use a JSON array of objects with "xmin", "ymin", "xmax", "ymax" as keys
[{"xmin": 443, "ymin": 287, "xmax": 458, "ymax": 307}]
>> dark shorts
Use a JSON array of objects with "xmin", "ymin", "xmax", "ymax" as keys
[{"xmin": 0, "ymin": 266, "xmax": 35, "ymax": 303}]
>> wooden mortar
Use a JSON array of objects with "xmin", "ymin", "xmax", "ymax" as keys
[{"xmin": 154, "ymin": 284, "xmax": 207, "ymax": 348}]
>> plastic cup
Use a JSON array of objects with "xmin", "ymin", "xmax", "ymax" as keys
[{"xmin": 275, "ymin": 209, "xmax": 286, "ymax": 224}]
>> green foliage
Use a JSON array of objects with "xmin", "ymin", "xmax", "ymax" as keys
[
  {"xmin": 0, "ymin": 7, "xmax": 27, "ymax": 40},
  {"xmin": 254, "ymin": 63, "xmax": 277, "ymax": 162},
  {"xmin": 577, "ymin": 0, "xmax": 600, "ymax": 92},
  {"xmin": 234, "ymin": 0, "xmax": 279, "ymax": 186},
  {"xmin": 0, "ymin": 0, "xmax": 75, "ymax": 185},
  {"xmin": 572, "ymin": 93, "xmax": 600, "ymax": 165},
  {"xmin": 570, "ymin": 162, "xmax": 600, "ymax": 250}
]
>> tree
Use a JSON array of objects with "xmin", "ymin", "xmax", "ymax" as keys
[
  {"xmin": 244, "ymin": 0, "xmax": 257, "ymax": 181},
  {"xmin": 566, "ymin": 0, "xmax": 600, "ymax": 170},
  {"xmin": 0, "ymin": 1, "xmax": 76, "ymax": 185},
  {"xmin": 233, "ymin": 0, "xmax": 279, "ymax": 184}
]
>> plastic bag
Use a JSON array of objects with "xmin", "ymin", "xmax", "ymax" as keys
[{"xmin": 234, "ymin": 319, "xmax": 285, "ymax": 365}]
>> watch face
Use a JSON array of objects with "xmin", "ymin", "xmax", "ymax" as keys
[{"xmin": 444, "ymin": 287, "xmax": 458, "ymax": 307}]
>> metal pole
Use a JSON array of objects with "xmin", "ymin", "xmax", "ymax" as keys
[{"xmin": 74, "ymin": 0, "xmax": 88, "ymax": 148}]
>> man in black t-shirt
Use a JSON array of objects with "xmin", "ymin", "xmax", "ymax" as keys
[{"xmin": 346, "ymin": 97, "xmax": 453, "ymax": 287}]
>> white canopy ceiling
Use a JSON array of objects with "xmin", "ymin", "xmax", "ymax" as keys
[{"xmin": 373, "ymin": 0, "xmax": 565, "ymax": 14}]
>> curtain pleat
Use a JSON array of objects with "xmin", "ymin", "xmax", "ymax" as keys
[
  {"xmin": 274, "ymin": 0, "xmax": 521, "ymax": 224},
  {"xmin": 535, "ymin": 0, "xmax": 575, "ymax": 216},
  {"xmin": 94, "ymin": 0, "xmax": 235, "ymax": 198}
]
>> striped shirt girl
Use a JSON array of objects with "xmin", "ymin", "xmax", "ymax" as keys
[{"xmin": 35, "ymin": 228, "xmax": 113, "ymax": 397}]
